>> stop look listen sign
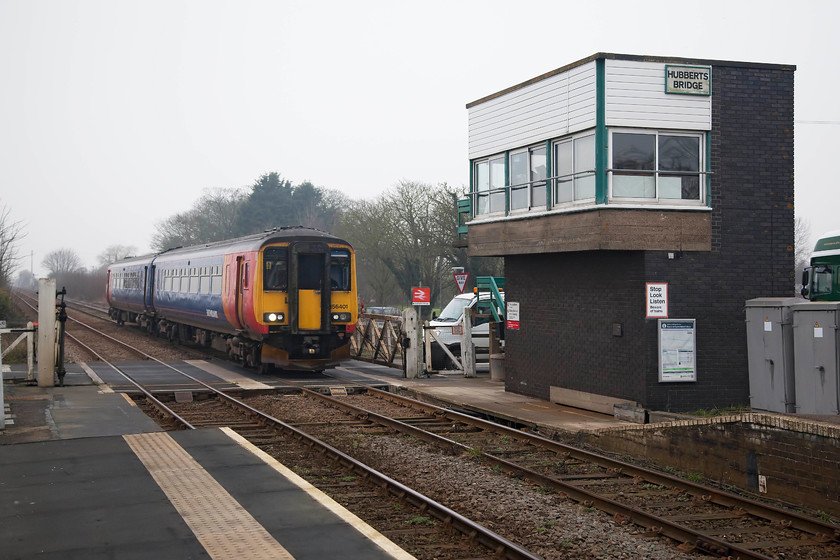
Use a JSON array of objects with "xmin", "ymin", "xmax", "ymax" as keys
[{"xmin": 646, "ymin": 283, "xmax": 668, "ymax": 318}]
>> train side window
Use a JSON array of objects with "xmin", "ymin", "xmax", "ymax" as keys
[
  {"xmin": 190, "ymin": 268, "xmax": 200, "ymax": 294},
  {"xmin": 263, "ymin": 247, "xmax": 288, "ymax": 291},
  {"xmin": 211, "ymin": 270, "xmax": 223, "ymax": 295},
  {"xmin": 330, "ymin": 249, "xmax": 352, "ymax": 291},
  {"xmin": 200, "ymin": 272, "xmax": 211, "ymax": 294}
]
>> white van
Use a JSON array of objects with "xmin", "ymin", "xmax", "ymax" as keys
[{"xmin": 427, "ymin": 292, "xmax": 504, "ymax": 370}]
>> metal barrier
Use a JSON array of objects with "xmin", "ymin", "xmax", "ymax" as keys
[
  {"xmin": 350, "ymin": 313, "xmax": 404, "ymax": 368},
  {"xmin": 350, "ymin": 311, "xmax": 502, "ymax": 379}
]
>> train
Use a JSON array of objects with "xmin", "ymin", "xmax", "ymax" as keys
[
  {"xmin": 801, "ymin": 230, "xmax": 840, "ymax": 301},
  {"xmin": 106, "ymin": 227, "xmax": 358, "ymax": 372}
]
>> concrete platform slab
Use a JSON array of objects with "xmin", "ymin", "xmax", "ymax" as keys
[{"xmin": 0, "ymin": 427, "xmax": 410, "ymax": 560}]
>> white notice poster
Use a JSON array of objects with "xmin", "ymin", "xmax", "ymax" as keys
[
  {"xmin": 658, "ymin": 319, "xmax": 697, "ymax": 382},
  {"xmin": 646, "ymin": 283, "xmax": 668, "ymax": 318}
]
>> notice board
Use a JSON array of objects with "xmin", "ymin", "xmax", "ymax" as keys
[{"xmin": 658, "ymin": 319, "xmax": 696, "ymax": 382}]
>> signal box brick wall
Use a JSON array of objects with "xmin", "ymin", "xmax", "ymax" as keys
[{"xmin": 503, "ymin": 63, "xmax": 794, "ymax": 412}]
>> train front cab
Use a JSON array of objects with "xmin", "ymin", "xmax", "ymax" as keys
[{"xmin": 227, "ymin": 239, "xmax": 357, "ymax": 371}]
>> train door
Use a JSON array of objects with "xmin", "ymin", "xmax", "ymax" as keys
[
  {"xmin": 235, "ymin": 256, "xmax": 248, "ymax": 329},
  {"xmin": 143, "ymin": 265, "xmax": 155, "ymax": 312},
  {"xmin": 291, "ymin": 242, "xmax": 330, "ymax": 332}
]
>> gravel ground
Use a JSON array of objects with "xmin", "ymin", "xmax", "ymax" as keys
[
  {"xmin": 9, "ymin": 298, "xmax": 706, "ymax": 558},
  {"xmin": 63, "ymin": 314, "xmax": 207, "ymax": 363},
  {"xmin": 357, "ymin": 436, "xmax": 703, "ymax": 560},
  {"xmin": 248, "ymin": 394, "xmax": 705, "ymax": 560}
]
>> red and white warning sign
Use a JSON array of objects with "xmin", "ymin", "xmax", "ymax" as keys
[
  {"xmin": 411, "ymin": 286, "xmax": 431, "ymax": 306},
  {"xmin": 453, "ymin": 272, "xmax": 469, "ymax": 293}
]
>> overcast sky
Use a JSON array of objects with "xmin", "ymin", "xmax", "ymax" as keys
[{"xmin": 1, "ymin": 0, "xmax": 837, "ymax": 277}]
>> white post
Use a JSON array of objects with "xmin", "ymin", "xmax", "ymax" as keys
[
  {"xmin": 0, "ymin": 330, "xmax": 5, "ymax": 431},
  {"xmin": 461, "ymin": 311, "xmax": 476, "ymax": 378},
  {"xmin": 402, "ymin": 308, "xmax": 423, "ymax": 379},
  {"xmin": 26, "ymin": 321, "xmax": 34, "ymax": 382},
  {"xmin": 424, "ymin": 324, "xmax": 433, "ymax": 372},
  {"xmin": 37, "ymin": 278, "xmax": 57, "ymax": 387}
]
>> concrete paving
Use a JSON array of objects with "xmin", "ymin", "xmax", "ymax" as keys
[
  {"xmin": 332, "ymin": 362, "xmax": 626, "ymax": 432},
  {"xmin": 0, "ymin": 362, "xmax": 415, "ymax": 560}
]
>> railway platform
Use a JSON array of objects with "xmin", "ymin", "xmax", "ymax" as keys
[{"xmin": 1, "ymin": 358, "xmax": 624, "ymax": 560}]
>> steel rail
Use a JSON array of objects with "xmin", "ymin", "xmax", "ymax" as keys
[
  {"xmin": 210, "ymin": 397, "xmax": 542, "ymax": 560},
  {"xmin": 23, "ymin": 295, "xmax": 542, "ymax": 560},
  {"xmin": 16, "ymin": 301, "xmax": 195, "ymax": 430},
  {"xmin": 15, "ymin": 295, "xmax": 196, "ymax": 429},
  {"xmin": 121, "ymin": 377, "xmax": 543, "ymax": 558},
  {"xmin": 63, "ymin": 331, "xmax": 196, "ymax": 430},
  {"xmin": 301, "ymin": 386, "xmax": 839, "ymax": 559},
  {"xmin": 366, "ymin": 387, "xmax": 840, "ymax": 541}
]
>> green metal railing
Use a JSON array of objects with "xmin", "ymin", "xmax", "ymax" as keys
[{"xmin": 475, "ymin": 276, "xmax": 504, "ymax": 322}]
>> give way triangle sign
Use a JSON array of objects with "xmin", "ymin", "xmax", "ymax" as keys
[{"xmin": 453, "ymin": 272, "xmax": 470, "ymax": 294}]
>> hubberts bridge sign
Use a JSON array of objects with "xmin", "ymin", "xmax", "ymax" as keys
[{"xmin": 665, "ymin": 64, "xmax": 711, "ymax": 96}]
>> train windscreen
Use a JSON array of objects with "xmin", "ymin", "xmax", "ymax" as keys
[
  {"xmin": 330, "ymin": 249, "xmax": 352, "ymax": 291},
  {"xmin": 264, "ymin": 247, "xmax": 288, "ymax": 291}
]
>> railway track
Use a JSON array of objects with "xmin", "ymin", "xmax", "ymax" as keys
[
  {"xmin": 162, "ymin": 388, "xmax": 840, "ymax": 560},
  {"xmin": 14, "ymin": 292, "xmax": 544, "ymax": 559},
  {"xmin": 15, "ymin": 291, "xmax": 840, "ymax": 558}
]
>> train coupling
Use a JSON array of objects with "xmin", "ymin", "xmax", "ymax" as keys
[{"xmin": 302, "ymin": 336, "xmax": 320, "ymax": 356}]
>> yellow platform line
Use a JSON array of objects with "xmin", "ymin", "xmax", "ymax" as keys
[
  {"xmin": 123, "ymin": 432, "xmax": 295, "ymax": 560},
  {"xmin": 221, "ymin": 427, "xmax": 415, "ymax": 560}
]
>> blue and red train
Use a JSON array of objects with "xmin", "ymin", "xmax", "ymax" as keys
[{"xmin": 106, "ymin": 227, "xmax": 358, "ymax": 372}]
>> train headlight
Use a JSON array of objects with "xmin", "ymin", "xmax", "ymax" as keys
[
  {"xmin": 331, "ymin": 312, "xmax": 352, "ymax": 322},
  {"xmin": 263, "ymin": 312, "xmax": 285, "ymax": 323}
]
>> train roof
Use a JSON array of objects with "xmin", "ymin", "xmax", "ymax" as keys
[
  {"xmin": 109, "ymin": 227, "xmax": 352, "ymax": 269},
  {"xmin": 159, "ymin": 227, "xmax": 349, "ymax": 257}
]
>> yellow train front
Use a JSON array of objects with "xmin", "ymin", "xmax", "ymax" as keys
[
  {"xmin": 241, "ymin": 231, "xmax": 359, "ymax": 372},
  {"xmin": 143, "ymin": 228, "xmax": 357, "ymax": 372}
]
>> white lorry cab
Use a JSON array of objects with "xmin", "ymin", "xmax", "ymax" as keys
[{"xmin": 427, "ymin": 291, "xmax": 504, "ymax": 370}]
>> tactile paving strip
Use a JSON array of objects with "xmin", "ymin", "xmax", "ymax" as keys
[{"xmin": 124, "ymin": 432, "xmax": 295, "ymax": 560}]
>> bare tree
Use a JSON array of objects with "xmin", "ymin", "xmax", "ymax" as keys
[
  {"xmin": 338, "ymin": 181, "xmax": 461, "ymax": 315},
  {"xmin": 794, "ymin": 216, "xmax": 812, "ymax": 291},
  {"xmin": 97, "ymin": 244, "xmax": 138, "ymax": 269},
  {"xmin": 14, "ymin": 269, "xmax": 37, "ymax": 290},
  {"xmin": 42, "ymin": 248, "xmax": 83, "ymax": 277},
  {"xmin": 151, "ymin": 188, "xmax": 247, "ymax": 251},
  {"xmin": 0, "ymin": 203, "xmax": 26, "ymax": 288}
]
